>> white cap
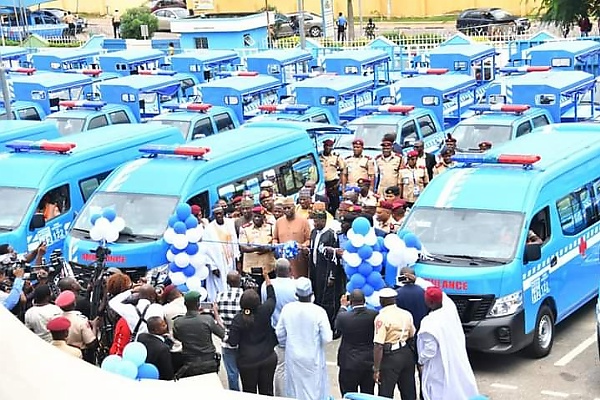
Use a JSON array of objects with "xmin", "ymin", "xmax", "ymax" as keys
[
  {"xmin": 363, "ymin": 197, "xmax": 378, "ymax": 207},
  {"xmin": 379, "ymin": 287, "xmax": 398, "ymax": 298}
]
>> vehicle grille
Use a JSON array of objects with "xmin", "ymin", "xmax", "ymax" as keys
[
  {"xmin": 69, "ymin": 261, "xmax": 147, "ymax": 286},
  {"xmin": 448, "ymin": 294, "xmax": 495, "ymax": 323}
]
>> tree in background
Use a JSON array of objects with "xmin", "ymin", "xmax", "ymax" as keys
[
  {"xmin": 537, "ymin": 0, "xmax": 599, "ymax": 27},
  {"xmin": 120, "ymin": 7, "xmax": 159, "ymax": 40}
]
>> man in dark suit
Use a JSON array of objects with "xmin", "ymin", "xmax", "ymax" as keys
[
  {"xmin": 137, "ymin": 316, "xmax": 175, "ymax": 380},
  {"xmin": 334, "ymin": 289, "xmax": 379, "ymax": 396},
  {"xmin": 414, "ymin": 140, "xmax": 436, "ymax": 181}
]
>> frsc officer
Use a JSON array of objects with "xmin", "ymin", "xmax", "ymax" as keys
[{"xmin": 373, "ymin": 288, "xmax": 417, "ymax": 399}]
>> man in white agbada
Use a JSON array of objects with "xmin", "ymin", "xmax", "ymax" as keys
[
  {"xmin": 202, "ymin": 205, "xmax": 239, "ymax": 301},
  {"xmin": 417, "ymin": 285, "xmax": 479, "ymax": 400},
  {"xmin": 275, "ymin": 277, "xmax": 333, "ymax": 400}
]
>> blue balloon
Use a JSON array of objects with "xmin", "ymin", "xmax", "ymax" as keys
[
  {"xmin": 358, "ymin": 262, "xmax": 373, "ymax": 277},
  {"xmin": 170, "ymin": 245, "xmax": 184, "ymax": 255},
  {"xmin": 102, "ymin": 208, "xmax": 117, "ymax": 222},
  {"xmin": 343, "ymin": 240, "xmax": 359, "ymax": 253},
  {"xmin": 177, "ymin": 283, "xmax": 189, "ymax": 292},
  {"xmin": 352, "ymin": 217, "xmax": 371, "ymax": 236},
  {"xmin": 373, "ymin": 264, "xmax": 383, "ymax": 273},
  {"xmin": 357, "ymin": 245, "xmax": 373, "ymax": 261},
  {"xmin": 173, "ymin": 221, "xmax": 187, "ymax": 235},
  {"xmin": 397, "ymin": 229, "xmax": 410, "ymax": 240},
  {"xmin": 366, "ymin": 271, "xmax": 382, "ymax": 287},
  {"xmin": 384, "ymin": 260, "xmax": 398, "ymax": 287},
  {"xmin": 90, "ymin": 213, "xmax": 101, "ymax": 226},
  {"xmin": 362, "ymin": 283, "xmax": 374, "ymax": 297},
  {"xmin": 185, "ymin": 242, "xmax": 199, "ymax": 255},
  {"xmin": 350, "ymin": 273, "xmax": 366, "ymax": 288},
  {"xmin": 168, "ymin": 215, "xmax": 179, "ymax": 228},
  {"xmin": 122, "ymin": 342, "xmax": 147, "ymax": 367},
  {"xmin": 374, "ymin": 279, "xmax": 386, "ymax": 291},
  {"xmin": 403, "ymin": 233, "xmax": 422, "ymax": 250},
  {"xmin": 373, "ymin": 241, "xmax": 383, "ymax": 252},
  {"xmin": 176, "ymin": 203, "xmax": 192, "ymax": 221},
  {"xmin": 182, "ymin": 265, "xmax": 195, "ymax": 277},
  {"xmin": 185, "ymin": 215, "xmax": 198, "ymax": 229},
  {"xmin": 344, "ymin": 264, "xmax": 356, "ymax": 277},
  {"xmin": 117, "ymin": 360, "xmax": 139, "ymax": 380},
  {"xmin": 346, "ymin": 281, "xmax": 355, "ymax": 293},
  {"xmin": 137, "ymin": 363, "xmax": 160, "ymax": 380},
  {"xmin": 168, "ymin": 262, "xmax": 180, "ymax": 273},
  {"xmin": 101, "ymin": 355, "xmax": 122, "ymax": 373}
]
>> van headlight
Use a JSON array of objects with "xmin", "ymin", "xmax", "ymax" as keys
[{"xmin": 488, "ymin": 291, "xmax": 523, "ymax": 318}]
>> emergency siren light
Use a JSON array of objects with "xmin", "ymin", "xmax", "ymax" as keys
[
  {"xmin": 59, "ymin": 100, "xmax": 107, "ymax": 110},
  {"xmin": 293, "ymin": 72, "xmax": 337, "ymax": 79},
  {"xmin": 138, "ymin": 69, "xmax": 177, "ymax": 76},
  {"xmin": 163, "ymin": 103, "xmax": 213, "ymax": 112},
  {"xmin": 401, "ymin": 68, "xmax": 448, "ymax": 76},
  {"xmin": 360, "ymin": 105, "xmax": 415, "ymax": 114},
  {"xmin": 215, "ymin": 71, "xmax": 259, "ymax": 77},
  {"xmin": 470, "ymin": 104, "xmax": 530, "ymax": 114},
  {"xmin": 498, "ymin": 66, "xmax": 551, "ymax": 74},
  {"xmin": 452, "ymin": 153, "xmax": 541, "ymax": 168},
  {"xmin": 6, "ymin": 140, "xmax": 76, "ymax": 153},
  {"xmin": 258, "ymin": 104, "xmax": 310, "ymax": 113},
  {"xmin": 64, "ymin": 69, "xmax": 103, "ymax": 77},
  {"xmin": 139, "ymin": 144, "xmax": 210, "ymax": 158},
  {"xmin": 7, "ymin": 67, "xmax": 36, "ymax": 75}
]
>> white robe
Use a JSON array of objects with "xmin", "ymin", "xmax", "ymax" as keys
[
  {"xmin": 275, "ymin": 301, "xmax": 333, "ymax": 400},
  {"xmin": 202, "ymin": 218, "xmax": 240, "ymax": 301},
  {"xmin": 417, "ymin": 294, "xmax": 479, "ymax": 400}
]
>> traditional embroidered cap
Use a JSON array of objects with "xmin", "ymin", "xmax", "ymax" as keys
[
  {"xmin": 191, "ymin": 204, "xmax": 202, "ymax": 216},
  {"xmin": 55, "ymin": 290, "xmax": 76, "ymax": 308},
  {"xmin": 407, "ymin": 150, "xmax": 419, "ymax": 158},
  {"xmin": 274, "ymin": 196, "xmax": 285, "ymax": 206},
  {"xmin": 252, "ymin": 206, "xmax": 265, "ymax": 214},
  {"xmin": 352, "ymin": 138, "xmax": 365, "ymax": 146},
  {"xmin": 212, "ymin": 204, "xmax": 224, "ymax": 213},
  {"xmin": 424, "ymin": 286, "xmax": 443, "ymax": 304},
  {"xmin": 298, "ymin": 188, "xmax": 312, "ymax": 198},
  {"xmin": 295, "ymin": 277, "xmax": 313, "ymax": 297},
  {"xmin": 323, "ymin": 139, "xmax": 334, "ymax": 146},
  {"xmin": 282, "ymin": 196, "xmax": 295, "ymax": 206},
  {"xmin": 379, "ymin": 287, "xmax": 398, "ymax": 298},
  {"xmin": 47, "ymin": 316, "xmax": 71, "ymax": 332}
]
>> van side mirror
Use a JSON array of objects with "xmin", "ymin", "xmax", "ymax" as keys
[
  {"xmin": 524, "ymin": 243, "xmax": 541, "ymax": 263},
  {"xmin": 29, "ymin": 214, "xmax": 45, "ymax": 231}
]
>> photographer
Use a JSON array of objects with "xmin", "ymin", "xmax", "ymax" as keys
[
  {"xmin": 0, "ymin": 266, "xmax": 25, "ymax": 311},
  {"xmin": 0, "ymin": 242, "xmax": 47, "ymax": 267}
]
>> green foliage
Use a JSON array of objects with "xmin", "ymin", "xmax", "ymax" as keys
[
  {"xmin": 3, "ymin": 39, "xmax": 82, "ymax": 47},
  {"xmin": 535, "ymin": 0, "xmax": 600, "ymax": 25},
  {"xmin": 120, "ymin": 7, "xmax": 159, "ymax": 39}
]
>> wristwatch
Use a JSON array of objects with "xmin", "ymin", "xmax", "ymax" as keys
[{"xmin": 372, "ymin": 366, "xmax": 380, "ymax": 372}]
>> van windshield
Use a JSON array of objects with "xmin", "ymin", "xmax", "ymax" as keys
[
  {"xmin": 451, "ymin": 124, "xmax": 512, "ymax": 151},
  {"xmin": 46, "ymin": 116, "xmax": 85, "ymax": 135},
  {"xmin": 0, "ymin": 187, "xmax": 37, "ymax": 230},
  {"xmin": 147, "ymin": 119, "xmax": 190, "ymax": 139},
  {"xmin": 72, "ymin": 192, "xmax": 180, "ymax": 239},
  {"xmin": 404, "ymin": 207, "xmax": 524, "ymax": 264},
  {"xmin": 338, "ymin": 123, "xmax": 397, "ymax": 149}
]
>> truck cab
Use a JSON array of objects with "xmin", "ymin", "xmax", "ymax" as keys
[
  {"xmin": 0, "ymin": 100, "xmax": 46, "ymax": 121},
  {"xmin": 246, "ymin": 49, "xmax": 312, "ymax": 98},
  {"xmin": 246, "ymin": 104, "xmax": 337, "ymax": 125},
  {"xmin": 45, "ymin": 100, "xmax": 137, "ymax": 135}
]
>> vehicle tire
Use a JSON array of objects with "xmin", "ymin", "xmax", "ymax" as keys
[
  {"xmin": 527, "ymin": 304, "xmax": 555, "ymax": 358},
  {"xmin": 309, "ymin": 26, "xmax": 321, "ymax": 37}
]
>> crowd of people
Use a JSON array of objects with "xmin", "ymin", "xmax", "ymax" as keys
[{"xmin": 0, "ymin": 133, "xmax": 489, "ymax": 399}]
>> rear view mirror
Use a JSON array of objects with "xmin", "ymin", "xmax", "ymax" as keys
[
  {"xmin": 403, "ymin": 139, "xmax": 415, "ymax": 149},
  {"xmin": 29, "ymin": 214, "xmax": 45, "ymax": 231},
  {"xmin": 524, "ymin": 243, "xmax": 541, "ymax": 263}
]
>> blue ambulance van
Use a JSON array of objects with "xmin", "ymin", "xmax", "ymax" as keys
[
  {"xmin": 404, "ymin": 124, "xmax": 600, "ymax": 357},
  {"xmin": 0, "ymin": 124, "xmax": 184, "ymax": 257},
  {"xmin": 0, "ymin": 120, "xmax": 60, "ymax": 149},
  {"xmin": 63, "ymin": 123, "xmax": 337, "ymax": 272}
]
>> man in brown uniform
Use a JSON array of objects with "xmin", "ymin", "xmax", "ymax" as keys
[
  {"xmin": 239, "ymin": 206, "xmax": 276, "ymax": 286},
  {"xmin": 320, "ymin": 139, "xmax": 346, "ymax": 215},
  {"xmin": 273, "ymin": 197, "xmax": 311, "ymax": 278},
  {"xmin": 375, "ymin": 140, "xmax": 402, "ymax": 196},
  {"xmin": 374, "ymin": 201, "xmax": 395, "ymax": 234},
  {"xmin": 235, "ymin": 198, "xmax": 254, "ymax": 235},
  {"xmin": 344, "ymin": 139, "xmax": 375, "ymax": 191},
  {"xmin": 373, "ymin": 288, "xmax": 417, "ymax": 400},
  {"xmin": 433, "ymin": 147, "xmax": 456, "ymax": 177},
  {"xmin": 399, "ymin": 150, "xmax": 429, "ymax": 207}
]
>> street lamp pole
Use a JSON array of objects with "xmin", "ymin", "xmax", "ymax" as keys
[{"xmin": 297, "ymin": 0, "xmax": 306, "ymax": 49}]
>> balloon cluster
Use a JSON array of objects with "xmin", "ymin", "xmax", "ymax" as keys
[
  {"xmin": 342, "ymin": 217, "xmax": 386, "ymax": 307},
  {"xmin": 278, "ymin": 240, "xmax": 299, "ymax": 259},
  {"xmin": 163, "ymin": 204, "xmax": 208, "ymax": 293},
  {"xmin": 382, "ymin": 230, "xmax": 422, "ymax": 286},
  {"xmin": 100, "ymin": 342, "xmax": 159, "ymax": 380},
  {"xmin": 89, "ymin": 207, "xmax": 125, "ymax": 243}
]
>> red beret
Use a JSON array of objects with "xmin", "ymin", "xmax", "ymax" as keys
[
  {"xmin": 47, "ymin": 316, "xmax": 71, "ymax": 332},
  {"xmin": 162, "ymin": 284, "xmax": 176, "ymax": 299},
  {"xmin": 407, "ymin": 150, "xmax": 419, "ymax": 158},
  {"xmin": 352, "ymin": 138, "xmax": 364, "ymax": 146},
  {"xmin": 347, "ymin": 205, "xmax": 362, "ymax": 213},
  {"xmin": 357, "ymin": 177, "xmax": 371, "ymax": 185},
  {"xmin": 232, "ymin": 196, "xmax": 243, "ymax": 204},
  {"xmin": 55, "ymin": 290, "xmax": 76, "ymax": 308},
  {"xmin": 424, "ymin": 286, "xmax": 443, "ymax": 304},
  {"xmin": 323, "ymin": 139, "xmax": 334, "ymax": 146},
  {"xmin": 479, "ymin": 141, "xmax": 492, "ymax": 147},
  {"xmin": 252, "ymin": 206, "xmax": 265, "ymax": 214},
  {"xmin": 190, "ymin": 204, "xmax": 201, "ymax": 216},
  {"xmin": 392, "ymin": 200, "xmax": 407, "ymax": 210},
  {"xmin": 378, "ymin": 200, "xmax": 394, "ymax": 211}
]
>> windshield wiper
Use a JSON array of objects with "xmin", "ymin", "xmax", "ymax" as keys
[
  {"xmin": 0, "ymin": 226, "xmax": 12, "ymax": 232},
  {"xmin": 70, "ymin": 227, "xmax": 89, "ymax": 234},
  {"xmin": 421, "ymin": 253, "xmax": 452, "ymax": 264},
  {"xmin": 441, "ymin": 254, "xmax": 504, "ymax": 265},
  {"xmin": 119, "ymin": 231, "xmax": 159, "ymax": 241}
]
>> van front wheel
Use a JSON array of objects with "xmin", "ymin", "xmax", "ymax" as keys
[{"xmin": 527, "ymin": 305, "xmax": 555, "ymax": 358}]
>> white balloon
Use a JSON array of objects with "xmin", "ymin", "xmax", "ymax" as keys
[
  {"xmin": 349, "ymin": 234, "xmax": 365, "ymax": 248},
  {"xmin": 90, "ymin": 227, "xmax": 102, "ymax": 242},
  {"xmin": 169, "ymin": 271, "xmax": 187, "ymax": 286},
  {"xmin": 95, "ymin": 217, "xmax": 111, "ymax": 232},
  {"xmin": 197, "ymin": 287, "xmax": 208, "ymax": 301},
  {"xmin": 367, "ymin": 251, "xmax": 384, "ymax": 267},
  {"xmin": 106, "ymin": 228, "xmax": 119, "ymax": 243},
  {"xmin": 186, "ymin": 276, "xmax": 203, "ymax": 292},
  {"xmin": 343, "ymin": 251, "xmax": 362, "ymax": 267},
  {"xmin": 166, "ymin": 250, "xmax": 175, "ymax": 262},
  {"xmin": 365, "ymin": 292, "xmax": 381, "ymax": 307},
  {"xmin": 364, "ymin": 230, "xmax": 378, "ymax": 246},
  {"xmin": 174, "ymin": 252, "xmax": 190, "ymax": 268},
  {"xmin": 163, "ymin": 228, "xmax": 176, "ymax": 245},
  {"xmin": 387, "ymin": 250, "xmax": 406, "ymax": 268},
  {"xmin": 112, "ymin": 217, "xmax": 126, "ymax": 232},
  {"xmin": 173, "ymin": 234, "xmax": 188, "ymax": 250},
  {"xmin": 383, "ymin": 234, "xmax": 404, "ymax": 251},
  {"xmin": 186, "ymin": 226, "xmax": 204, "ymax": 243},
  {"xmin": 405, "ymin": 247, "xmax": 419, "ymax": 266},
  {"xmin": 189, "ymin": 252, "xmax": 206, "ymax": 269},
  {"xmin": 194, "ymin": 265, "xmax": 209, "ymax": 281}
]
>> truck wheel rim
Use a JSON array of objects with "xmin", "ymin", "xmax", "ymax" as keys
[{"xmin": 538, "ymin": 314, "xmax": 552, "ymax": 349}]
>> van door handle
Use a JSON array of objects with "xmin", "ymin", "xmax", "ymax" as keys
[{"xmin": 550, "ymin": 256, "xmax": 557, "ymax": 267}]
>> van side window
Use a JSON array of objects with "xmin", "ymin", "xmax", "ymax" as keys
[
  {"xmin": 593, "ymin": 178, "xmax": 600, "ymax": 217},
  {"xmin": 37, "ymin": 184, "xmax": 71, "ymax": 222},
  {"xmin": 214, "ymin": 113, "xmax": 235, "ymax": 132},
  {"xmin": 417, "ymin": 115, "xmax": 437, "ymax": 138},
  {"xmin": 311, "ymin": 114, "xmax": 330, "ymax": 123},
  {"xmin": 17, "ymin": 107, "xmax": 41, "ymax": 121},
  {"xmin": 79, "ymin": 171, "xmax": 112, "ymax": 202},
  {"xmin": 192, "ymin": 118, "xmax": 215, "ymax": 139},
  {"xmin": 279, "ymin": 154, "xmax": 318, "ymax": 195},
  {"xmin": 516, "ymin": 121, "xmax": 532, "ymax": 137},
  {"xmin": 88, "ymin": 115, "xmax": 109, "ymax": 130},
  {"xmin": 529, "ymin": 207, "xmax": 551, "ymax": 244},
  {"xmin": 401, "ymin": 120, "xmax": 417, "ymax": 142},
  {"xmin": 187, "ymin": 191, "xmax": 209, "ymax": 222},
  {"xmin": 556, "ymin": 185, "xmax": 597, "ymax": 236},
  {"xmin": 109, "ymin": 110, "xmax": 131, "ymax": 124},
  {"xmin": 532, "ymin": 115, "xmax": 550, "ymax": 128}
]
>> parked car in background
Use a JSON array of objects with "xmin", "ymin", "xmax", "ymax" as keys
[
  {"xmin": 285, "ymin": 11, "xmax": 323, "ymax": 37},
  {"xmin": 272, "ymin": 12, "xmax": 323, "ymax": 39},
  {"xmin": 152, "ymin": 7, "xmax": 189, "ymax": 31},
  {"xmin": 146, "ymin": 0, "xmax": 187, "ymax": 12},
  {"xmin": 456, "ymin": 8, "xmax": 530, "ymax": 35},
  {"xmin": 39, "ymin": 7, "xmax": 87, "ymax": 33}
]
